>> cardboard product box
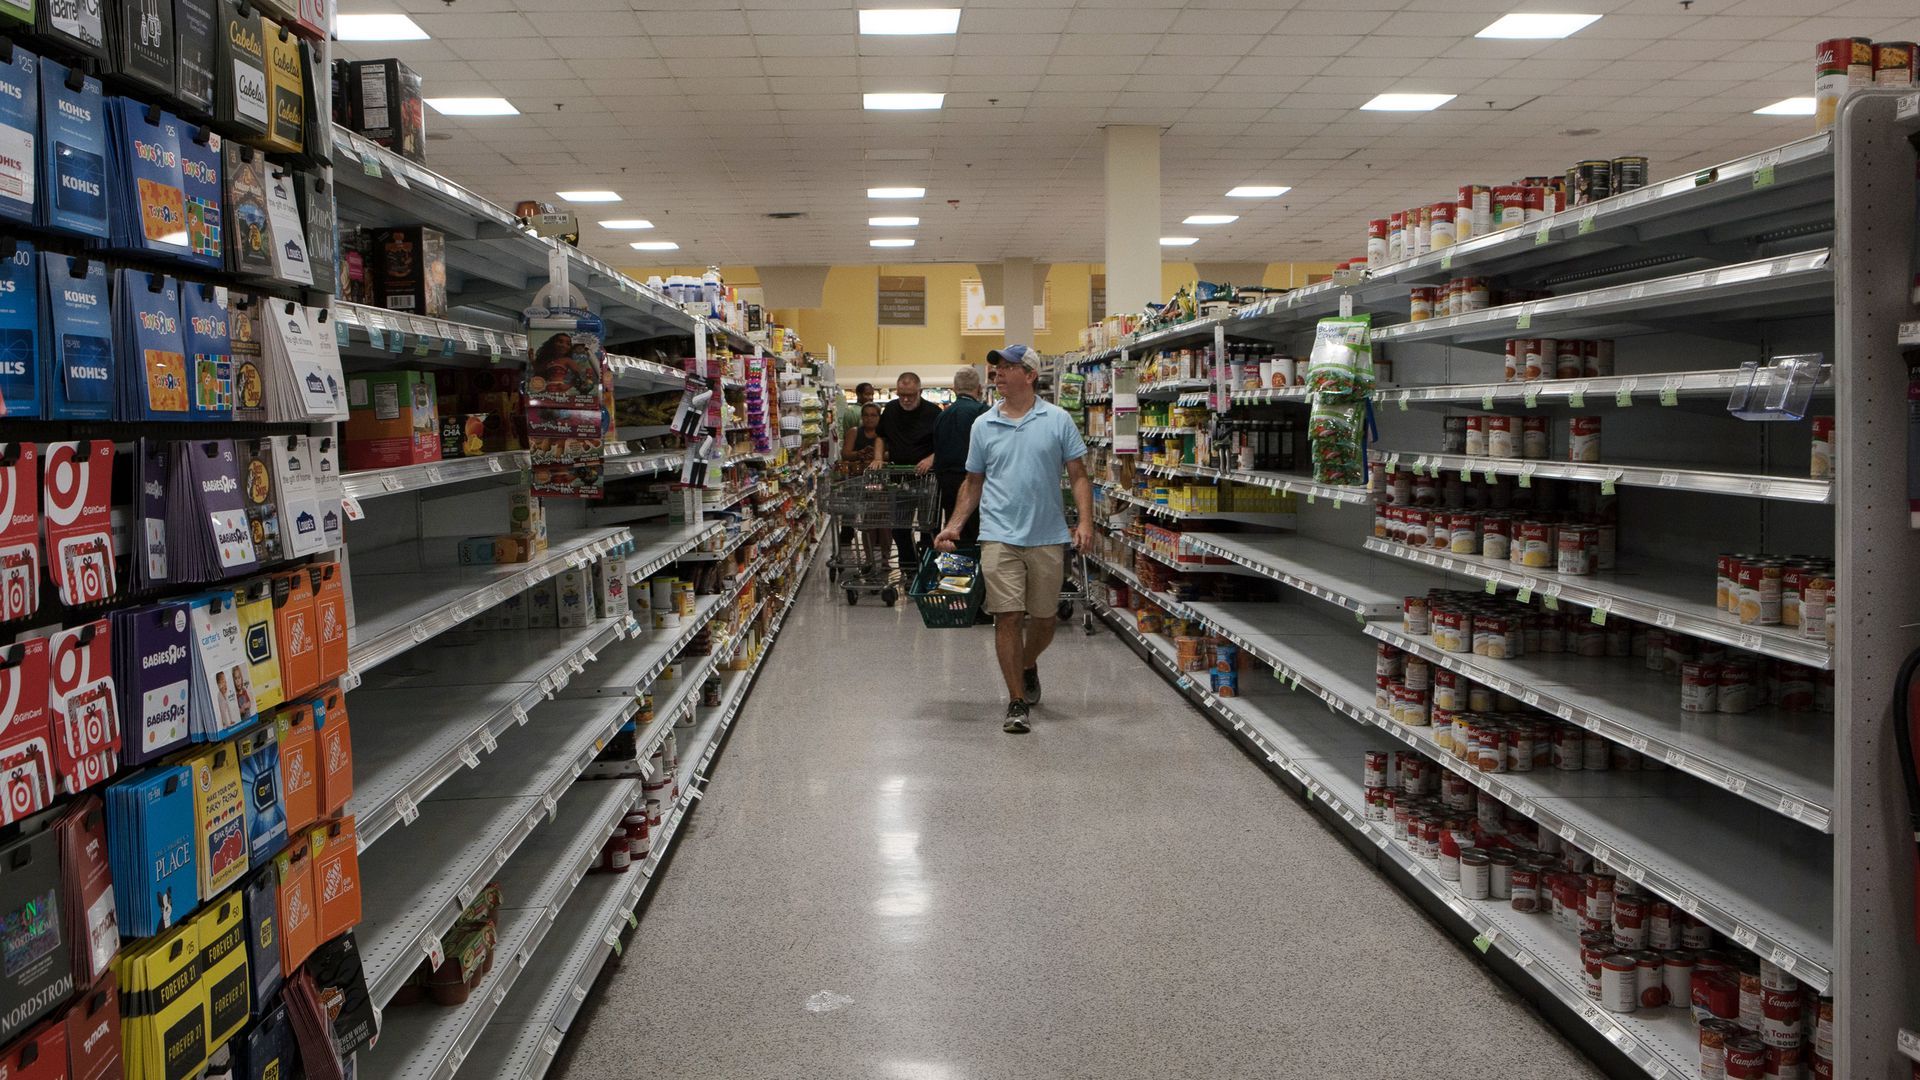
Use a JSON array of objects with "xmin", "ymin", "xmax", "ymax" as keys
[
  {"xmin": 345, "ymin": 58, "xmax": 424, "ymax": 162},
  {"xmin": 595, "ymin": 555, "xmax": 628, "ymax": 620},
  {"xmin": 554, "ymin": 568, "xmax": 592, "ymax": 628},
  {"xmin": 372, "ymin": 225, "xmax": 446, "ymax": 318},
  {"xmin": 525, "ymin": 583, "xmax": 559, "ymax": 629},
  {"xmin": 345, "ymin": 371, "xmax": 441, "ymax": 471}
]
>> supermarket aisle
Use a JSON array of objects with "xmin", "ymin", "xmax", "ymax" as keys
[{"xmin": 560, "ymin": 565, "xmax": 1603, "ymax": 1080}]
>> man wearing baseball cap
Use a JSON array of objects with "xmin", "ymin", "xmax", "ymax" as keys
[{"xmin": 935, "ymin": 344, "xmax": 1095, "ymax": 734}]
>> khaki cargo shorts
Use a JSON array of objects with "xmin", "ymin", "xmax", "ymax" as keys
[{"xmin": 982, "ymin": 542, "xmax": 1066, "ymax": 618}]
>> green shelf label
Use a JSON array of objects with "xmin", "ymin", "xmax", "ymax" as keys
[
  {"xmin": 1753, "ymin": 165, "xmax": 1775, "ymax": 189},
  {"xmin": 1568, "ymin": 391, "xmax": 1584, "ymax": 408},
  {"xmin": 1615, "ymin": 387, "xmax": 1633, "ymax": 407},
  {"xmin": 1659, "ymin": 387, "xmax": 1678, "ymax": 406}
]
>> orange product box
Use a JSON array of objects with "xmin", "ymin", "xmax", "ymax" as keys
[
  {"xmin": 344, "ymin": 371, "xmax": 441, "ymax": 471},
  {"xmin": 310, "ymin": 817, "xmax": 362, "ymax": 940},
  {"xmin": 314, "ymin": 689, "xmax": 352, "ymax": 816},
  {"xmin": 274, "ymin": 842, "xmax": 318, "ymax": 975},
  {"xmin": 310, "ymin": 563, "xmax": 348, "ymax": 683},
  {"xmin": 272, "ymin": 570, "xmax": 319, "ymax": 700},
  {"xmin": 277, "ymin": 704, "xmax": 319, "ymax": 835}
]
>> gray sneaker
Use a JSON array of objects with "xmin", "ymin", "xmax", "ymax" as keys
[
  {"xmin": 1004, "ymin": 700, "xmax": 1031, "ymax": 734},
  {"xmin": 1022, "ymin": 667, "xmax": 1042, "ymax": 705}
]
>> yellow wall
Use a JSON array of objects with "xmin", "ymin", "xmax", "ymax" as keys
[{"xmin": 622, "ymin": 261, "xmax": 1339, "ymax": 371}]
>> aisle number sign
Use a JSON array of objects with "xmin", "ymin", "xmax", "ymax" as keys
[{"xmin": 877, "ymin": 276, "xmax": 926, "ymax": 327}]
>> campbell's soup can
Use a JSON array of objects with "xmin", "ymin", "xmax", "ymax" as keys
[
  {"xmin": 1409, "ymin": 286, "xmax": 1437, "ymax": 322},
  {"xmin": 1367, "ymin": 218, "xmax": 1389, "ymax": 265},
  {"xmin": 1458, "ymin": 185, "xmax": 1491, "ymax": 240},
  {"xmin": 1521, "ymin": 339, "xmax": 1549, "ymax": 381},
  {"xmin": 1403, "ymin": 594, "xmax": 1430, "ymax": 634},
  {"xmin": 1464, "ymin": 414, "xmax": 1485, "ymax": 457},
  {"xmin": 1612, "ymin": 892, "xmax": 1649, "ymax": 950},
  {"xmin": 1663, "ymin": 951, "xmax": 1695, "ymax": 1009},
  {"xmin": 1493, "ymin": 185, "xmax": 1527, "ymax": 230},
  {"xmin": 1482, "ymin": 515, "xmax": 1512, "ymax": 561},
  {"xmin": 1521, "ymin": 416, "xmax": 1549, "ymax": 460},
  {"xmin": 1582, "ymin": 339, "xmax": 1615, "ymax": 377},
  {"xmin": 1760, "ymin": 987, "xmax": 1802, "ymax": 1048},
  {"xmin": 1434, "ymin": 607, "xmax": 1471, "ymax": 653},
  {"xmin": 1485, "ymin": 415, "xmax": 1516, "ymax": 458},
  {"xmin": 1717, "ymin": 553, "xmax": 1743, "ymax": 612},
  {"xmin": 1503, "ymin": 339, "xmax": 1521, "ymax": 382},
  {"xmin": 1816, "ymin": 38, "xmax": 1869, "ymax": 131},
  {"xmin": 1428, "ymin": 202, "xmax": 1456, "ymax": 248},
  {"xmin": 1717, "ymin": 660, "xmax": 1754, "ymax": 714},
  {"xmin": 1556, "ymin": 525, "xmax": 1594, "ymax": 576},
  {"xmin": 1363, "ymin": 750, "xmax": 1389, "ymax": 788},
  {"xmin": 1802, "ymin": 571, "xmax": 1834, "ymax": 640},
  {"xmin": 1554, "ymin": 339, "xmax": 1584, "ymax": 379},
  {"xmin": 1725, "ymin": 1036, "xmax": 1769, "ymax": 1079},
  {"xmin": 1877, "ymin": 41, "xmax": 1917, "ymax": 84},
  {"xmin": 1781, "ymin": 563, "xmax": 1811, "ymax": 627},
  {"xmin": 1810, "ymin": 416, "xmax": 1834, "ymax": 479},
  {"xmin": 1523, "ymin": 184, "xmax": 1549, "ymax": 221},
  {"xmin": 1699, "ymin": 1018, "xmax": 1741, "ymax": 1079},
  {"xmin": 1450, "ymin": 513, "xmax": 1479, "ymax": 555},
  {"xmin": 1777, "ymin": 662, "xmax": 1818, "ymax": 712},
  {"xmin": 1475, "ymin": 614, "xmax": 1512, "ymax": 659},
  {"xmin": 1432, "ymin": 667, "xmax": 1461, "ymax": 711},
  {"xmin": 1649, "ymin": 901, "xmax": 1678, "ymax": 949},
  {"xmin": 1517, "ymin": 521, "xmax": 1553, "ymax": 568}
]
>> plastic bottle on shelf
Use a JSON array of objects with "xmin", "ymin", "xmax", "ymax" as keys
[{"xmin": 703, "ymin": 267, "xmax": 723, "ymax": 313}]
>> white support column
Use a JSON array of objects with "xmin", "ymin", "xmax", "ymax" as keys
[
  {"xmin": 1104, "ymin": 125, "xmax": 1162, "ymax": 315},
  {"xmin": 1002, "ymin": 257, "xmax": 1036, "ymax": 347}
]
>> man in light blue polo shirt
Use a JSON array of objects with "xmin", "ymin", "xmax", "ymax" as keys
[{"xmin": 934, "ymin": 344, "xmax": 1095, "ymax": 734}]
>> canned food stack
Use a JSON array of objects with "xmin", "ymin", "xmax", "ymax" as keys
[
  {"xmin": 1502, "ymin": 337, "xmax": 1616, "ymax": 381},
  {"xmin": 1173, "ymin": 633, "xmax": 1243, "ymax": 697},
  {"xmin": 1365, "ymin": 750, "xmax": 1832, "ymax": 1079},
  {"xmin": 1220, "ymin": 342, "xmax": 1303, "ymax": 389},
  {"xmin": 1375, "ymin": 472, "xmax": 1618, "ymax": 571},
  {"xmin": 1815, "ymin": 38, "xmax": 1916, "ymax": 131},
  {"xmin": 1405, "ymin": 278, "xmax": 1540, "ymax": 322},
  {"xmin": 1566, "ymin": 158, "xmax": 1650, "ymax": 207},
  {"xmin": 1716, "ymin": 554, "xmax": 1837, "ymax": 644}
]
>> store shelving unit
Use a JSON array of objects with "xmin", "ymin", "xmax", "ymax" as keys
[
  {"xmin": 1070, "ymin": 93, "xmax": 1919, "ymax": 1077},
  {"xmin": 345, "ymin": 453, "xmax": 531, "ymax": 501}
]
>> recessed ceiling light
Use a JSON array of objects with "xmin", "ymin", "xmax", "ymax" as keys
[
  {"xmin": 425, "ymin": 97, "xmax": 517, "ymax": 116},
  {"xmin": 1475, "ymin": 13, "xmax": 1601, "ymax": 39},
  {"xmin": 868, "ymin": 187, "xmax": 926, "ymax": 199},
  {"xmin": 1361, "ymin": 93, "xmax": 1457, "ymax": 112},
  {"xmin": 1183, "ymin": 214, "xmax": 1238, "ymax": 225},
  {"xmin": 864, "ymin": 93, "xmax": 945, "ymax": 111},
  {"xmin": 1226, "ymin": 186, "xmax": 1290, "ymax": 198},
  {"xmin": 869, "ymin": 216, "xmax": 920, "ymax": 227},
  {"xmin": 1754, "ymin": 97, "xmax": 1817, "ymax": 116},
  {"xmin": 1160, "ymin": 237, "xmax": 1199, "ymax": 247},
  {"xmin": 858, "ymin": 8, "xmax": 960, "ymax": 35},
  {"xmin": 600, "ymin": 219, "xmax": 654, "ymax": 230},
  {"xmin": 871, "ymin": 238, "xmax": 916, "ymax": 248},
  {"xmin": 557, "ymin": 190, "xmax": 622, "ymax": 202},
  {"xmin": 336, "ymin": 13, "xmax": 428, "ymax": 40},
  {"xmin": 630, "ymin": 241, "xmax": 679, "ymax": 251}
]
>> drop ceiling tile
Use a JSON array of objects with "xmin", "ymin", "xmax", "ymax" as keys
[
  {"xmin": 663, "ymin": 57, "xmax": 765, "ymax": 79},
  {"xmin": 639, "ymin": 10, "xmax": 751, "ymax": 36},
  {"xmin": 659, "ymin": 37, "xmax": 760, "ymax": 58},
  {"xmin": 1249, "ymin": 35, "xmax": 1363, "ymax": 57},
  {"xmin": 1054, "ymin": 33, "xmax": 1165, "ymax": 55},
  {"xmin": 743, "ymin": 8, "xmax": 855, "ymax": 35},
  {"xmin": 755, "ymin": 35, "xmax": 857, "ymax": 57},
  {"xmin": 445, "ymin": 37, "xmax": 558, "ymax": 61},
  {"xmin": 953, "ymin": 53, "xmax": 1054, "ymax": 75},
  {"xmin": 858, "ymin": 55, "xmax": 956, "ymax": 77}
]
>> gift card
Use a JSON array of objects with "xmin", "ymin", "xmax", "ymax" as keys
[
  {"xmin": 189, "ymin": 743, "xmax": 246, "ymax": 896},
  {"xmin": 0, "ymin": 47, "xmax": 38, "ymax": 225},
  {"xmin": 41, "ymin": 255, "xmax": 113, "ymax": 422},
  {"xmin": 187, "ymin": 591, "xmax": 249, "ymax": 737},
  {"xmin": 181, "ymin": 284, "xmax": 231, "ymax": 420},
  {"xmin": 236, "ymin": 584, "xmax": 282, "ymax": 714},
  {"xmin": 118, "ymin": 602, "xmax": 191, "ymax": 764},
  {"xmin": 0, "ymin": 443, "xmax": 39, "ymax": 621},
  {"xmin": 47, "ymin": 620, "xmax": 118, "ymax": 796},
  {"xmin": 121, "ymin": 270, "xmax": 187, "ymax": 420},
  {"xmin": 0, "ymin": 245, "xmax": 41, "ymax": 419},
  {"xmin": 58, "ymin": 798, "xmax": 116, "ymax": 986},
  {"xmin": 178, "ymin": 128, "xmax": 222, "ymax": 269},
  {"xmin": 65, "ymin": 976, "xmax": 122, "ymax": 1080},
  {"xmin": 41, "ymin": 441, "xmax": 115, "ymax": 606},
  {"xmin": 0, "ymin": 637, "xmax": 51, "ymax": 824},
  {"xmin": 236, "ymin": 723, "xmax": 283, "ymax": 868},
  {"xmin": 37, "ymin": 60, "xmax": 107, "ymax": 239},
  {"xmin": 174, "ymin": 0, "xmax": 218, "ymax": 116}
]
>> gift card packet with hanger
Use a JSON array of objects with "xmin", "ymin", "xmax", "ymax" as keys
[
  {"xmin": 0, "ymin": 442, "xmax": 40, "ymax": 621},
  {"xmin": 42, "ymin": 255, "xmax": 115, "ymax": 422},
  {"xmin": 37, "ymin": 59, "xmax": 107, "ymax": 240},
  {"xmin": 115, "ymin": 269, "xmax": 189, "ymax": 422},
  {"xmin": 106, "ymin": 764, "xmax": 196, "ymax": 936},
  {"xmin": 56, "ymin": 797, "xmax": 116, "ymax": 987},
  {"xmin": 113, "ymin": 601, "xmax": 192, "ymax": 765},
  {"xmin": 0, "ymin": 46, "xmax": 39, "ymax": 227},
  {"xmin": 41, "ymin": 441, "xmax": 115, "ymax": 607},
  {"xmin": 0, "ymin": 817, "xmax": 71, "ymax": 1044},
  {"xmin": 186, "ymin": 589, "xmax": 251, "ymax": 740},
  {"xmin": 47, "ymin": 620, "xmax": 119, "ymax": 796}
]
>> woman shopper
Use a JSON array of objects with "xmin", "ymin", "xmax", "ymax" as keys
[
  {"xmin": 934, "ymin": 345, "xmax": 1095, "ymax": 734},
  {"xmin": 842, "ymin": 403, "xmax": 888, "ymax": 569}
]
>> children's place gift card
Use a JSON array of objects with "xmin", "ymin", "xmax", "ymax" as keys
[
  {"xmin": 187, "ymin": 590, "xmax": 250, "ymax": 739},
  {"xmin": 234, "ymin": 440, "xmax": 282, "ymax": 567},
  {"xmin": 42, "ymin": 255, "xmax": 115, "ymax": 422},
  {"xmin": 47, "ymin": 620, "xmax": 119, "ymax": 795},
  {"xmin": 174, "ymin": 0, "xmax": 218, "ymax": 117},
  {"xmin": 37, "ymin": 59, "xmax": 108, "ymax": 240},
  {"xmin": 236, "ymin": 582, "xmax": 282, "ymax": 715},
  {"xmin": 0, "ymin": 821, "xmax": 67, "ymax": 1045},
  {"xmin": 0, "ymin": 46, "xmax": 39, "ymax": 226},
  {"xmin": 0, "ymin": 637, "xmax": 52, "ymax": 823},
  {"xmin": 0, "ymin": 442, "xmax": 40, "ymax": 621},
  {"xmin": 179, "ymin": 128, "xmax": 223, "ymax": 270},
  {"xmin": 57, "ymin": 797, "xmax": 116, "ymax": 986},
  {"xmin": 182, "ymin": 284, "xmax": 232, "ymax": 421},
  {"xmin": 112, "ymin": 603, "xmax": 189, "ymax": 766},
  {"xmin": 189, "ymin": 742, "xmax": 246, "ymax": 897},
  {"xmin": 0, "ymin": 246, "xmax": 39, "ymax": 420},
  {"xmin": 117, "ymin": 270, "xmax": 189, "ymax": 421},
  {"xmin": 236, "ymin": 723, "xmax": 283, "ymax": 868},
  {"xmin": 106, "ymin": 765, "xmax": 196, "ymax": 937},
  {"xmin": 108, "ymin": 0, "xmax": 177, "ymax": 99},
  {"xmin": 222, "ymin": 143, "xmax": 271, "ymax": 280},
  {"xmin": 41, "ymin": 441, "xmax": 116, "ymax": 606}
]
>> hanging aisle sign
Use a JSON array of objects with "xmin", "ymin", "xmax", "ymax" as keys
[{"xmin": 876, "ymin": 276, "xmax": 926, "ymax": 327}]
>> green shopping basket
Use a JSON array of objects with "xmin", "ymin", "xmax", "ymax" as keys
[{"xmin": 909, "ymin": 547, "xmax": 986, "ymax": 628}]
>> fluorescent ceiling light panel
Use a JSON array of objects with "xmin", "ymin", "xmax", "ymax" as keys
[
  {"xmin": 557, "ymin": 190, "xmax": 621, "ymax": 202},
  {"xmin": 868, "ymin": 216, "xmax": 920, "ymax": 227},
  {"xmin": 1183, "ymin": 214, "xmax": 1238, "ymax": 225},
  {"xmin": 1226, "ymin": 186, "xmax": 1290, "ymax": 198},
  {"xmin": 864, "ymin": 93, "xmax": 945, "ymax": 111},
  {"xmin": 1361, "ymin": 93, "xmax": 1456, "ymax": 112},
  {"xmin": 1754, "ymin": 97, "xmax": 1816, "ymax": 116},
  {"xmin": 1475, "ymin": 13, "xmax": 1601, "ymax": 39},
  {"xmin": 425, "ymin": 97, "xmax": 518, "ymax": 116},
  {"xmin": 1160, "ymin": 237, "xmax": 1199, "ymax": 247},
  {"xmin": 336, "ymin": 13, "xmax": 427, "ymax": 40},
  {"xmin": 870, "ymin": 238, "xmax": 916, "ymax": 248},
  {"xmin": 630, "ymin": 241, "xmax": 679, "ymax": 251},
  {"xmin": 858, "ymin": 8, "xmax": 960, "ymax": 35},
  {"xmin": 599, "ymin": 219, "xmax": 654, "ymax": 230},
  {"xmin": 867, "ymin": 187, "xmax": 925, "ymax": 199}
]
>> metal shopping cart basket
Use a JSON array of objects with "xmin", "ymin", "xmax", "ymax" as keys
[
  {"xmin": 824, "ymin": 465, "xmax": 939, "ymax": 606},
  {"xmin": 1060, "ymin": 503, "xmax": 1097, "ymax": 634}
]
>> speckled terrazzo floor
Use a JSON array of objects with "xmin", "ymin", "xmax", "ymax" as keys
[{"xmin": 556, "ymin": 558, "xmax": 1605, "ymax": 1080}]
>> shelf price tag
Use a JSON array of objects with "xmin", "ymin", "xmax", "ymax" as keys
[
  {"xmin": 1660, "ymin": 377, "xmax": 1682, "ymax": 406},
  {"xmin": 1483, "ymin": 577, "xmax": 1498, "ymax": 595},
  {"xmin": 414, "ymin": 334, "xmax": 430, "ymax": 356},
  {"xmin": 335, "ymin": 320, "xmax": 350, "ymax": 347},
  {"xmin": 366, "ymin": 325, "xmax": 387, "ymax": 351},
  {"xmin": 359, "ymin": 150, "xmax": 383, "ymax": 178},
  {"xmin": 421, "ymin": 933, "xmax": 444, "ymax": 968},
  {"xmin": 1397, "ymin": 397, "xmax": 1409, "ymax": 411},
  {"xmin": 1480, "ymin": 391, "xmax": 1494, "ymax": 411},
  {"xmin": 1615, "ymin": 383, "xmax": 1634, "ymax": 407},
  {"xmin": 1590, "ymin": 599, "xmax": 1611, "ymax": 626},
  {"xmin": 398, "ymin": 796, "xmax": 419, "ymax": 826},
  {"xmin": 1515, "ymin": 311, "xmax": 1532, "ymax": 331},
  {"xmin": 1568, "ymin": 386, "xmax": 1585, "ymax": 408},
  {"xmin": 342, "ymin": 496, "xmax": 365, "ymax": 522},
  {"xmin": 1517, "ymin": 464, "xmax": 1535, "ymax": 489},
  {"xmin": 1752, "ymin": 164, "xmax": 1775, "ymax": 189},
  {"xmin": 1473, "ymin": 932, "xmax": 1498, "ymax": 953},
  {"xmin": 1533, "ymin": 223, "xmax": 1551, "ymax": 247},
  {"xmin": 1440, "ymin": 252, "xmax": 1454, "ymax": 271},
  {"xmin": 459, "ymin": 745, "xmax": 480, "ymax": 769},
  {"xmin": 1600, "ymin": 475, "xmax": 1618, "ymax": 496},
  {"xmin": 1578, "ymin": 207, "xmax": 1597, "ymax": 235},
  {"xmin": 479, "ymin": 729, "xmax": 498, "ymax": 753},
  {"xmin": 1523, "ymin": 386, "xmax": 1540, "ymax": 409},
  {"xmin": 1516, "ymin": 579, "xmax": 1535, "ymax": 604}
]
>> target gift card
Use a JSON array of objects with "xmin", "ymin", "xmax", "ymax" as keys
[
  {"xmin": 41, "ymin": 440, "xmax": 115, "ymax": 606},
  {"xmin": 0, "ymin": 636, "xmax": 52, "ymax": 825}
]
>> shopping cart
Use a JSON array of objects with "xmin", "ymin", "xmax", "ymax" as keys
[
  {"xmin": 824, "ymin": 465, "xmax": 939, "ymax": 606},
  {"xmin": 1059, "ymin": 504, "xmax": 1098, "ymax": 634}
]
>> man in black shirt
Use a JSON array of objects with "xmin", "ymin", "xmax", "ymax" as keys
[
  {"xmin": 932, "ymin": 366, "xmax": 988, "ymax": 545},
  {"xmin": 869, "ymin": 372, "xmax": 943, "ymax": 573}
]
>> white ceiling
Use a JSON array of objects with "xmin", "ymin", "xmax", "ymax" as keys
[{"xmin": 334, "ymin": 0, "xmax": 1917, "ymax": 269}]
